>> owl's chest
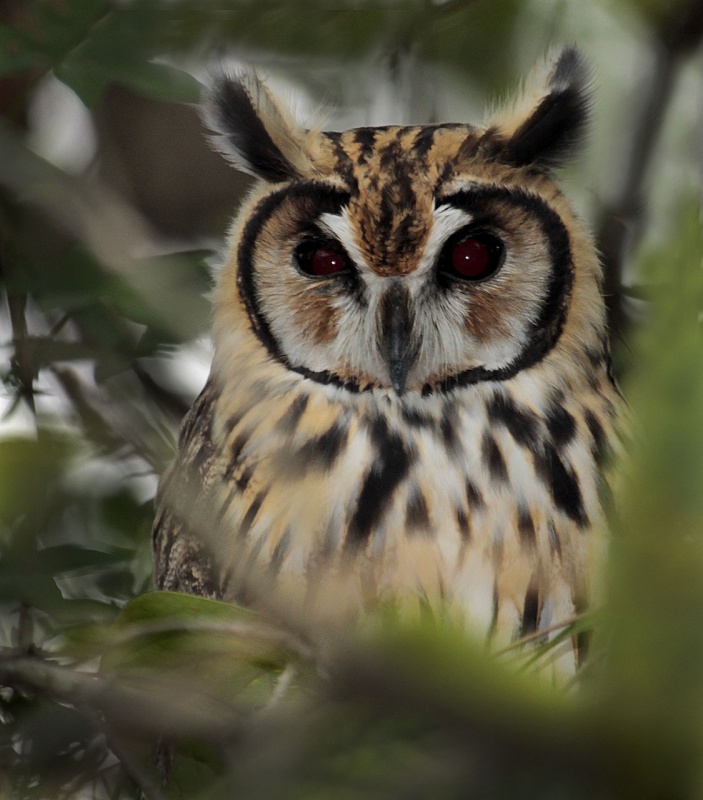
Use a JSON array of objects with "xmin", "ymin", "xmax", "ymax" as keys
[{"xmin": 214, "ymin": 385, "xmax": 596, "ymax": 636}]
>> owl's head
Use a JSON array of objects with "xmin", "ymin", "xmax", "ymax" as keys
[{"xmin": 208, "ymin": 48, "xmax": 604, "ymax": 398}]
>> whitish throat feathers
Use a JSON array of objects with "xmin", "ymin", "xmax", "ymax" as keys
[{"xmin": 153, "ymin": 47, "xmax": 621, "ymax": 676}]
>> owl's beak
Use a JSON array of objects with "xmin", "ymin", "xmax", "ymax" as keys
[{"xmin": 379, "ymin": 282, "xmax": 419, "ymax": 395}]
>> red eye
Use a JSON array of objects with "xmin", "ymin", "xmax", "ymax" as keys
[
  {"xmin": 442, "ymin": 232, "xmax": 504, "ymax": 282},
  {"xmin": 296, "ymin": 241, "xmax": 350, "ymax": 277},
  {"xmin": 452, "ymin": 238, "xmax": 489, "ymax": 277}
]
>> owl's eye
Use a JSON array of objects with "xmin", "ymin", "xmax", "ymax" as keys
[
  {"xmin": 440, "ymin": 231, "xmax": 504, "ymax": 282},
  {"xmin": 295, "ymin": 240, "xmax": 351, "ymax": 278}
]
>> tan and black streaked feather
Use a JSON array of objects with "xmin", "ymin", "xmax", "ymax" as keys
[{"xmin": 153, "ymin": 47, "xmax": 620, "ymax": 678}]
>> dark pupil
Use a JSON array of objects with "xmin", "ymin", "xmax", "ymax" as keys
[
  {"xmin": 451, "ymin": 238, "xmax": 490, "ymax": 278},
  {"xmin": 297, "ymin": 242, "xmax": 348, "ymax": 277},
  {"xmin": 312, "ymin": 247, "xmax": 345, "ymax": 276}
]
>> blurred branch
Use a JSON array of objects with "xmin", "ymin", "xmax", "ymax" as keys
[
  {"xmin": 0, "ymin": 652, "xmax": 244, "ymax": 741},
  {"xmin": 0, "ymin": 205, "xmax": 36, "ymax": 416},
  {"xmin": 598, "ymin": 0, "xmax": 703, "ymax": 339},
  {"xmin": 662, "ymin": 0, "xmax": 703, "ymax": 54},
  {"xmin": 3, "ymin": 291, "xmax": 35, "ymax": 414},
  {"xmin": 103, "ymin": 732, "xmax": 166, "ymax": 800},
  {"xmin": 328, "ymin": 642, "xmax": 614, "ymax": 797},
  {"xmin": 16, "ymin": 604, "xmax": 33, "ymax": 653},
  {"xmin": 0, "ymin": 123, "xmax": 163, "ymax": 322},
  {"xmin": 0, "ymin": 655, "xmax": 173, "ymax": 799},
  {"xmin": 52, "ymin": 367, "xmax": 135, "ymax": 453},
  {"xmin": 0, "ymin": 613, "xmax": 310, "ymax": 798},
  {"xmin": 52, "ymin": 367, "xmax": 173, "ymax": 473}
]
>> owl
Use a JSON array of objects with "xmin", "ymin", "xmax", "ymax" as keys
[{"xmin": 153, "ymin": 47, "xmax": 620, "ymax": 675}]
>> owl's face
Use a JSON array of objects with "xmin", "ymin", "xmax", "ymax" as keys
[{"xmin": 208, "ymin": 49, "xmax": 602, "ymax": 397}]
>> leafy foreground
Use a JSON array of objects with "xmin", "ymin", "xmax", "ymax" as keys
[
  {"xmin": 0, "ymin": 590, "xmax": 630, "ymax": 800},
  {"xmin": 0, "ymin": 586, "xmax": 691, "ymax": 800}
]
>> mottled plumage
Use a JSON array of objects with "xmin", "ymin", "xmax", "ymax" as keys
[{"xmin": 153, "ymin": 48, "xmax": 620, "ymax": 675}]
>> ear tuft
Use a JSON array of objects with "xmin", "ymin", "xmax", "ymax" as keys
[
  {"xmin": 203, "ymin": 70, "xmax": 316, "ymax": 183},
  {"xmin": 490, "ymin": 47, "xmax": 592, "ymax": 169}
]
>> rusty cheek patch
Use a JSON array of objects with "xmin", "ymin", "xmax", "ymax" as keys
[
  {"xmin": 462, "ymin": 286, "xmax": 518, "ymax": 343},
  {"xmin": 290, "ymin": 285, "xmax": 341, "ymax": 345}
]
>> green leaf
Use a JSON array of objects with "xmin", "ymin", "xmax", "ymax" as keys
[
  {"xmin": 107, "ymin": 591, "xmax": 294, "ymax": 695},
  {"xmin": 109, "ymin": 61, "xmax": 201, "ymax": 102},
  {"xmin": 101, "ymin": 489, "xmax": 153, "ymax": 544},
  {"xmin": 117, "ymin": 590, "xmax": 260, "ymax": 628},
  {"xmin": 161, "ymin": 753, "xmax": 219, "ymax": 800},
  {"xmin": 0, "ymin": 576, "xmax": 65, "ymax": 612},
  {"xmin": 0, "ymin": 0, "xmax": 111, "ymax": 105},
  {"xmin": 58, "ymin": 617, "xmax": 122, "ymax": 659},
  {"xmin": 93, "ymin": 592, "xmax": 308, "ymax": 793},
  {"xmin": 54, "ymin": 59, "xmax": 110, "ymax": 107},
  {"xmin": 52, "ymin": 6, "xmax": 178, "ymax": 105},
  {"xmin": 0, "ymin": 24, "xmax": 43, "ymax": 75},
  {"xmin": 36, "ymin": 545, "xmax": 133, "ymax": 574},
  {"xmin": 47, "ymin": 598, "xmax": 120, "ymax": 628},
  {"xmin": 0, "ymin": 435, "xmax": 73, "ymax": 527},
  {"xmin": 123, "ymin": 251, "xmax": 211, "ymax": 342}
]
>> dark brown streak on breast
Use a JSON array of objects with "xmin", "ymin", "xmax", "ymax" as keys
[
  {"xmin": 487, "ymin": 393, "xmax": 540, "ymax": 451},
  {"xmin": 292, "ymin": 420, "xmax": 350, "ymax": 472},
  {"xmin": 345, "ymin": 416, "xmax": 412, "ymax": 547},
  {"xmin": 406, "ymin": 487, "xmax": 431, "ymax": 535},
  {"xmin": 534, "ymin": 444, "xmax": 587, "ymax": 527},
  {"xmin": 482, "ymin": 431, "xmax": 508, "ymax": 483}
]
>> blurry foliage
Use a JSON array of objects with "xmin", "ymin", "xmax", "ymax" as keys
[{"xmin": 0, "ymin": 1, "xmax": 702, "ymax": 799}]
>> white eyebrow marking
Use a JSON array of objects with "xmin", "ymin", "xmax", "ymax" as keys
[
  {"xmin": 415, "ymin": 203, "xmax": 474, "ymax": 275},
  {"xmin": 318, "ymin": 209, "xmax": 371, "ymax": 272}
]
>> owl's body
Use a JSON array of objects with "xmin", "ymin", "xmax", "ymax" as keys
[{"xmin": 154, "ymin": 49, "xmax": 620, "ymax": 672}]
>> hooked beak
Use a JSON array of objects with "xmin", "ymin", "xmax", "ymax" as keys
[{"xmin": 379, "ymin": 282, "xmax": 419, "ymax": 395}]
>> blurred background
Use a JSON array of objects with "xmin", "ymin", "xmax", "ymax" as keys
[{"xmin": 0, "ymin": 1, "xmax": 702, "ymax": 798}]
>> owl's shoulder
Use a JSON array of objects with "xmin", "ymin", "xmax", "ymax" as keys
[{"xmin": 153, "ymin": 380, "xmax": 224, "ymax": 596}]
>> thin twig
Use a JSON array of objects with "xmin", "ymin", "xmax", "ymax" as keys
[
  {"xmin": 494, "ymin": 614, "xmax": 584, "ymax": 656},
  {"xmin": 264, "ymin": 663, "xmax": 298, "ymax": 712},
  {"xmin": 0, "ymin": 207, "xmax": 36, "ymax": 415}
]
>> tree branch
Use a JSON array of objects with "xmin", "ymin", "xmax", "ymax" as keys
[
  {"xmin": 598, "ymin": 0, "xmax": 703, "ymax": 339},
  {"xmin": 0, "ymin": 653, "xmax": 243, "ymax": 742}
]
